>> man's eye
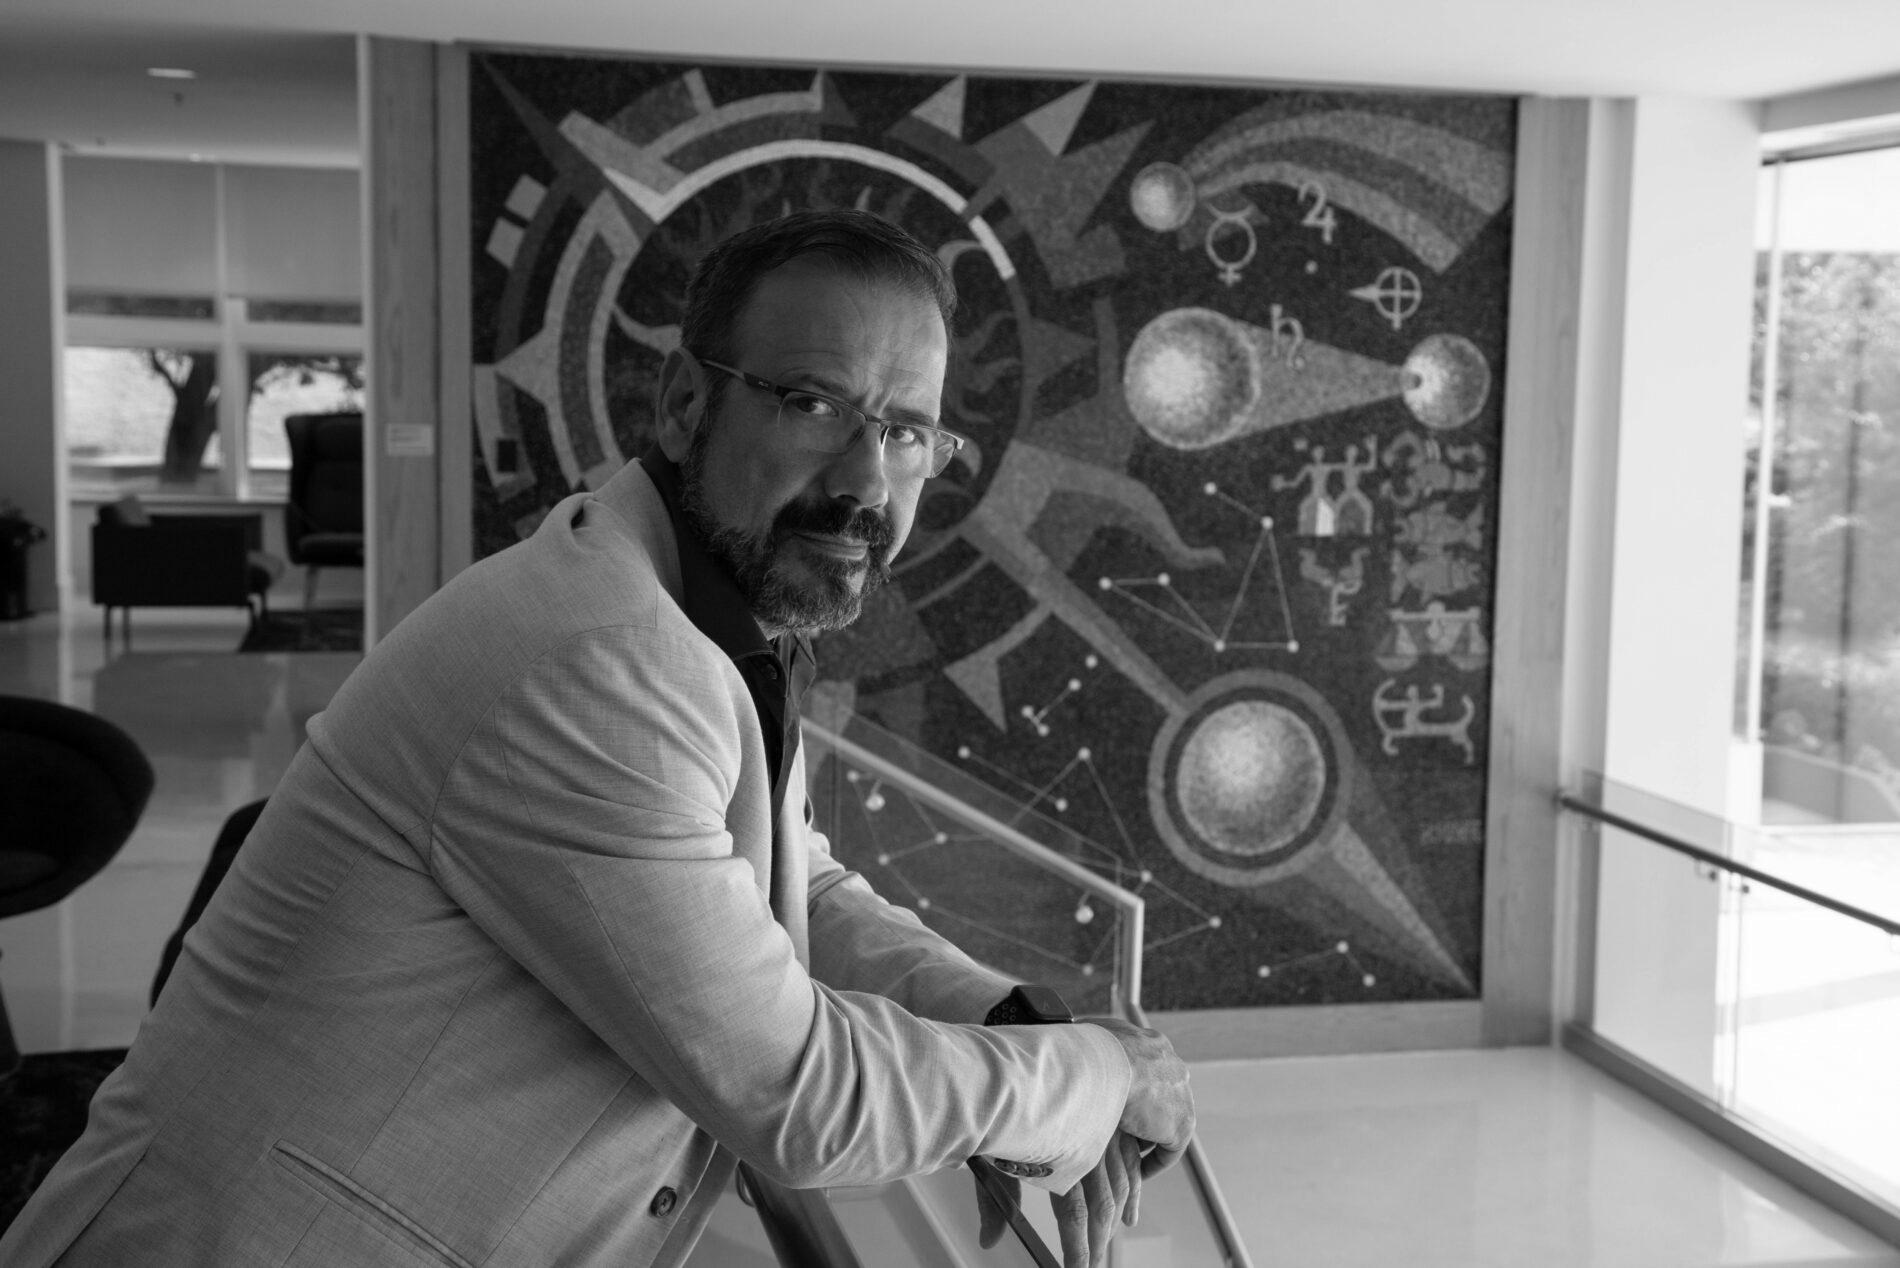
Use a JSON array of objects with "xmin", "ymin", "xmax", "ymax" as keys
[
  {"xmin": 884, "ymin": 425, "xmax": 927, "ymax": 450},
  {"xmin": 784, "ymin": 391, "xmax": 843, "ymax": 420}
]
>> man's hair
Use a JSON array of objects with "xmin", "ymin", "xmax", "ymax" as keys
[{"xmin": 679, "ymin": 209, "xmax": 957, "ymax": 381}]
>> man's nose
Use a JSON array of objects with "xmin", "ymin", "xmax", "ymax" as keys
[{"xmin": 822, "ymin": 423, "xmax": 893, "ymax": 508}]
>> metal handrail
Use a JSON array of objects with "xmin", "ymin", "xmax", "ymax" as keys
[
  {"xmin": 738, "ymin": 1163, "xmax": 864, "ymax": 1268},
  {"xmin": 1127, "ymin": 1001, "xmax": 1256, "ymax": 1268},
  {"xmin": 1557, "ymin": 791, "xmax": 1900, "ymax": 937}
]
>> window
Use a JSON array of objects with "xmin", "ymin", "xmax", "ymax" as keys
[
  {"xmin": 61, "ymin": 157, "xmax": 363, "ymax": 503},
  {"xmin": 1742, "ymin": 146, "xmax": 1900, "ymax": 830},
  {"xmin": 63, "ymin": 299, "xmax": 363, "ymax": 501},
  {"xmin": 244, "ymin": 352, "xmax": 365, "ymax": 499},
  {"xmin": 64, "ymin": 346, "xmax": 224, "ymax": 495}
]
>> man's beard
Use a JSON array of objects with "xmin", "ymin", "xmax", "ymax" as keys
[{"xmin": 679, "ymin": 429, "xmax": 896, "ymax": 636}]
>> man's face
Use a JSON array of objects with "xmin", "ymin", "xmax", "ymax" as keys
[{"xmin": 665, "ymin": 260, "xmax": 949, "ymax": 637}]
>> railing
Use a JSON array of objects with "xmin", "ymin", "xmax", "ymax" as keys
[
  {"xmin": 805, "ymin": 717, "xmax": 1145, "ymax": 1011},
  {"xmin": 788, "ymin": 713, "xmax": 1253, "ymax": 1268},
  {"xmin": 1559, "ymin": 776, "xmax": 1900, "ymax": 1249}
]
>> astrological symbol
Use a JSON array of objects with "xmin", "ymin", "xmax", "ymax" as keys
[
  {"xmin": 1389, "ymin": 546, "xmax": 1484, "ymax": 604},
  {"xmin": 1272, "ymin": 438, "xmax": 1379, "ymax": 538},
  {"xmin": 1269, "ymin": 302, "xmax": 1306, "ymax": 368},
  {"xmin": 1299, "ymin": 546, "xmax": 1369, "ymax": 626},
  {"xmin": 1380, "ymin": 433, "xmax": 1488, "ymax": 507},
  {"xmin": 1298, "ymin": 179, "xmax": 1337, "ymax": 245},
  {"xmin": 1375, "ymin": 602, "xmax": 1490, "ymax": 673},
  {"xmin": 1204, "ymin": 204, "xmax": 1259, "ymax": 287},
  {"xmin": 1350, "ymin": 266, "xmax": 1423, "ymax": 331},
  {"xmin": 1372, "ymin": 679, "xmax": 1477, "ymax": 765},
  {"xmin": 1394, "ymin": 501, "xmax": 1484, "ymax": 552}
]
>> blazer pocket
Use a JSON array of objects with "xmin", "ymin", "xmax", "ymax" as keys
[{"xmin": 270, "ymin": 1140, "xmax": 475, "ymax": 1268}]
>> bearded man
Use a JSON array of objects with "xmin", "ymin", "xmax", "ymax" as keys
[{"xmin": 2, "ymin": 209, "xmax": 1192, "ymax": 1268}]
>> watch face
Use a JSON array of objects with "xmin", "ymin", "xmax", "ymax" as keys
[{"xmin": 1015, "ymin": 985, "xmax": 1072, "ymax": 1022}]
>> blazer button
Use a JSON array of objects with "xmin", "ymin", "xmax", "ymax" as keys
[{"xmin": 649, "ymin": 1186, "xmax": 678, "ymax": 1217}]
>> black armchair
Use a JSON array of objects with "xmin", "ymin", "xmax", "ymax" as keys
[
  {"xmin": 92, "ymin": 497, "xmax": 285, "ymax": 642},
  {"xmin": 0, "ymin": 695, "xmax": 155, "ymax": 1071},
  {"xmin": 284, "ymin": 411, "xmax": 365, "ymax": 612}
]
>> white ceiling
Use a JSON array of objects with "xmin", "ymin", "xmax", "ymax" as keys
[{"xmin": 1, "ymin": 0, "xmax": 1897, "ymax": 168}]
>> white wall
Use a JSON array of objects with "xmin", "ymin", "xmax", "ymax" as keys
[
  {"xmin": 1589, "ymin": 95, "xmax": 1763, "ymax": 1091},
  {"xmin": 0, "ymin": 139, "xmax": 66, "ymax": 613}
]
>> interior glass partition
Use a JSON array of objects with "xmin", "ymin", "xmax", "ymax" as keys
[{"xmin": 1562, "ymin": 776, "xmax": 1900, "ymax": 1242}]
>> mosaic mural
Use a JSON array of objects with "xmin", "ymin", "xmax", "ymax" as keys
[{"xmin": 469, "ymin": 50, "xmax": 1516, "ymax": 1010}]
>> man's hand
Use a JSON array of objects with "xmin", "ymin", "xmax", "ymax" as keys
[
  {"xmin": 971, "ymin": 1014, "xmax": 1193, "ymax": 1267},
  {"xmin": 973, "ymin": 1133, "xmax": 1146, "ymax": 1268},
  {"xmin": 1085, "ymin": 1015, "xmax": 1195, "ymax": 1179}
]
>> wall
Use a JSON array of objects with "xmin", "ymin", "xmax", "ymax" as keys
[
  {"xmin": 1589, "ymin": 96, "xmax": 1762, "ymax": 1089},
  {"xmin": 0, "ymin": 139, "xmax": 65, "ymax": 613}
]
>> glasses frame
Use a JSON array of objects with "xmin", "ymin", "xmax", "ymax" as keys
[{"xmin": 695, "ymin": 357, "xmax": 968, "ymax": 478}]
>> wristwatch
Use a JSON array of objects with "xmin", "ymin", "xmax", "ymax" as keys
[
  {"xmin": 975, "ymin": 985, "xmax": 1074, "ymax": 1191},
  {"xmin": 984, "ymin": 984, "xmax": 1073, "ymax": 1027}
]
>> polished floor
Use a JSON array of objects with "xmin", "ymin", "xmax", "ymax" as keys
[{"xmin": 3, "ymin": 603, "xmax": 1897, "ymax": 1267}]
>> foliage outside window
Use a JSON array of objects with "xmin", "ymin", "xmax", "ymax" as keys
[
  {"xmin": 64, "ymin": 347, "xmax": 224, "ymax": 494},
  {"xmin": 244, "ymin": 353, "xmax": 365, "ymax": 497},
  {"xmin": 1742, "ymin": 147, "xmax": 1900, "ymax": 825}
]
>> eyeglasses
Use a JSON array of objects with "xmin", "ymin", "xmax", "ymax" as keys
[{"xmin": 697, "ymin": 358, "xmax": 967, "ymax": 479}]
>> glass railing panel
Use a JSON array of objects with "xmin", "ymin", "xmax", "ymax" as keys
[
  {"xmin": 1564, "ymin": 774, "xmax": 1900, "ymax": 1240},
  {"xmin": 1590, "ymin": 820, "xmax": 1730, "ymax": 1098},
  {"xmin": 805, "ymin": 711, "xmax": 1141, "ymax": 1017},
  {"xmin": 790, "ymin": 707, "xmax": 1251, "ymax": 1267},
  {"xmin": 1730, "ymin": 862, "xmax": 1900, "ymax": 1211}
]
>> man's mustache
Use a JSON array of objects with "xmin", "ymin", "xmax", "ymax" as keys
[{"xmin": 772, "ymin": 498, "xmax": 895, "ymax": 556}]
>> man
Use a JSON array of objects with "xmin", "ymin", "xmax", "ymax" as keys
[{"xmin": 1, "ymin": 210, "xmax": 1192, "ymax": 1268}]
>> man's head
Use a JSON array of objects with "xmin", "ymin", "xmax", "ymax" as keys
[{"xmin": 655, "ymin": 210, "xmax": 957, "ymax": 638}]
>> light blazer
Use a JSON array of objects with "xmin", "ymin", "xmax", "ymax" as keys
[{"xmin": 2, "ymin": 461, "xmax": 1131, "ymax": 1268}]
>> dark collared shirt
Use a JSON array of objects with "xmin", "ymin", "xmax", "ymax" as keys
[{"xmin": 640, "ymin": 450, "xmax": 814, "ymax": 823}]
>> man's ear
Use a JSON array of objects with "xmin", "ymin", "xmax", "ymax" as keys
[{"xmin": 654, "ymin": 347, "xmax": 704, "ymax": 463}]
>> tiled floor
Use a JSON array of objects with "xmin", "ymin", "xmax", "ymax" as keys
[{"xmin": 3, "ymin": 604, "xmax": 1897, "ymax": 1266}]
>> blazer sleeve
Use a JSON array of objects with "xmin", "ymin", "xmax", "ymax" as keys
[{"xmin": 428, "ymin": 624, "xmax": 1130, "ymax": 1195}]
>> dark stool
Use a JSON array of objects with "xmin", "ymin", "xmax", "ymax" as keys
[{"xmin": 0, "ymin": 696, "xmax": 154, "ymax": 1073}]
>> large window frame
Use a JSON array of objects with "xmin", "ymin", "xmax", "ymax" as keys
[{"xmin": 1558, "ymin": 99, "xmax": 1900, "ymax": 1252}]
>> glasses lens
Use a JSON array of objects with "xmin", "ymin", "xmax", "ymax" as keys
[
  {"xmin": 776, "ymin": 391, "xmax": 859, "ymax": 453},
  {"xmin": 775, "ymin": 391, "xmax": 956, "ymax": 478}
]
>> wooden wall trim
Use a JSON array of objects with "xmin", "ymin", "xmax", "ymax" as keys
[
  {"xmin": 1478, "ymin": 97, "xmax": 1596, "ymax": 1046},
  {"xmin": 362, "ymin": 36, "xmax": 443, "ymax": 644},
  {"xmin": 437, "ymin": 43, "xmax": 474, "ymax": 583}
]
